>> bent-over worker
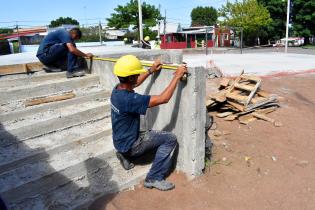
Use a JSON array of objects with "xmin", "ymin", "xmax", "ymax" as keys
[{"xmin": 36, "ymin": 28, "xmax": 93, "ymax": 78}]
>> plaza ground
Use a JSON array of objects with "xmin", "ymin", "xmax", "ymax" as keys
[{"xmin": 91, "ymin": 73, "xmax": 315, "ymax": 210}]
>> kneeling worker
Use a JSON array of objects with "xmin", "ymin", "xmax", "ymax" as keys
[
  {"xmin": 111, "ymin": 55, "xmax": 187, "ymax": 191},
  {"xmin": 36, "ymin": 28, "xmax": 94, "ymax": 78}
]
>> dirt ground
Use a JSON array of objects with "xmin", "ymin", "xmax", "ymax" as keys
[{"xmin": 91, "ymin": 73, "xmax": 315, "ymax": 210}]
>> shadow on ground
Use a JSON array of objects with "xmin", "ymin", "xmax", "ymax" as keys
[{"xmin": 0, "ymin": 122, "xmax": 118, "ymax": 209}]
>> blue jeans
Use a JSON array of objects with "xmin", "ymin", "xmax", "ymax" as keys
[
  {"xmin": 126, "ymin": 130, "xmax": 178, "ymax": 181},
  {"xmin": 37, "ymin": 43, "xmax": 78, "ymax": 72}
]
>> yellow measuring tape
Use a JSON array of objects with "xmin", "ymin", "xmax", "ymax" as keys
[{"xmin": 91, "ymin": 56, "xmax": 179, "ymax": 70}]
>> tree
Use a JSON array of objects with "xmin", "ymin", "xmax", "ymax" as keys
[
  {"xmin": 219, "ymin": 0, "xmax": 271, "ymax": 46},
  {"xmin": 0, "ymin": 28, "xmax": 13, "ymax": 34},
  {"xmin": 292, "ymin": 0, "xmax": 315, "ymax": 45},
  {"xmin": 106, "ymin": 0, "xmax": 162, "ymax": 39},
  {"xmin": 258, "ymin": 0, "xmax": 287, "ymax": 43},
  {"xmin": 49, "ymin": 17, "xmax": 80, "ymax": 28},
  {"xmin": 191, "ymin": 6, "xmax": 218, "ymax": 26}
]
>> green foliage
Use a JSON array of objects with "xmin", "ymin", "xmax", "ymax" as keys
[
  {"xmin": 123, "ymin": 27, "xmax": 157, "ymax": 42},
  {"xmin": 0, "ymin": 28, "xmax": 13, "ymax": 34},
  {"xmin": 106, "ymin": 0, "xmax": 162, "ymax": 30},
  {"xmin": 258, "ymin": 0, "xmax": 287, "ymax": 43},
  {"xmin": 49, "ymin": 17, "xmax": 80, "ymax": 28},
  {"xmin": 191, "ymin": 6, "xmax": 218, "ymax": 26},
  {"xmin": 219, "ymin": 0, "xmax": 271, "ymax": 45},
  {"xmin": 292, "ymin": 0, "xmax": 315, "ymax": 44},
  {"xmin": 78, "ymin": 26, "xmax": 106, "ymax": 42}
]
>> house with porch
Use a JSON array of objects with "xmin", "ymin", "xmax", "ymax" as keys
[{"xmin": 157, "ymin": 25, "xmax": 231, "ymax": 49}]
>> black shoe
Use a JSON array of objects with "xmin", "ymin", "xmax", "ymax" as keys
[
  {"xmin": 43, "ymin": 66, "xmax": 63, "ymax": 73},
  {"xmin": 66, "ymin": 70, "xmax": 85, "ymax": 78},
  {"xmin": 116, "ymin": 152, "xmax": 134, "ymax": 170}
]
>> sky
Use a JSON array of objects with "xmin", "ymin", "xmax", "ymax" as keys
[{"xmin": 0, "ymin": 0, "xmax": 227, "ymax": 28}]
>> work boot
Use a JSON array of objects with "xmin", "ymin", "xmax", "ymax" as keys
[
  {"xmin": 43, "ymin": 66, "xmax": 63, "ymax": 73},
  {"xmin": 116, "ymin": 152, "xmax": 134, "ymax": 170},
  {"xmin": 66, "ymin": 70, "xmax": 86, "ymax": 78},
  {"xmin": 144, "ymin": 179, "xmax": 175, "ymax": 191}
]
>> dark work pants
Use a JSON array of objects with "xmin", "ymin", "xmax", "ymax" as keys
[
  {"xmin": 0, "ymin": 196, "xmax": 7, "ymax": 210},
  {"xmin": 37, "ymin": 43, "xmax": 78, "ymax": 72},
  {"xmin": 126, "ymin": 130, "xmax": 178, "ymax": 181}
]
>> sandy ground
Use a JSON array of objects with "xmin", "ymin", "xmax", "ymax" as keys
[{"xmin": 90, "ymin": 73, "xmax": 315, "ymax": 210}]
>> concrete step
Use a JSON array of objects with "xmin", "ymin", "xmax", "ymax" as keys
[
  {"xmin": 0, "ymin": 101, "xmax": 111, "ymax": 147},
  {"xmin": 0, "ymin": 74, "xmax": 100, "ymax": 103},
  {"xmin": 0, "ymin": 118, "xmax": 112, "ymax": 175},
  {"xmin": 0, "ymin": 89, "xmax": 110, "ymax": 122},
  {"xmin": 4, "ymin": 154, "xmax": 150, "ymax": 210},
  {"xmin": 2, "ymin": 99, "xmax": 110, "ymax": 130},
  {"xmin": 0, "ymin": 72, "xmax": 67, "ymax": 89},
  {"xmin": 0, "ymin": 134, "xmax": 113, "ymax": 194}
]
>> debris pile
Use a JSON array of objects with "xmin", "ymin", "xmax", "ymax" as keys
[{"xmin": 207, "ymin": 74, "xmax": 281, "ymax": 126}]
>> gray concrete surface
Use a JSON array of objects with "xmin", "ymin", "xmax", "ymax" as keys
[
  {"xmin": 89, "ymin": 50, "xmax": 206, "ymax": 176},
  {"xmin": 0, "ymin": 49, "xmax": 207, "ymax": 209},
  {"xmin": 184, "ymin": 52, "xmax": 315, "ymax": 77},
  {"xmin": 0, "ymin": 69, "xmax": 151, "ymax": 209},
  {"xmin": 0, "ymin": 46, "xmax": 146, "ymax": 65},
  {"xmin": 0, "ymin": 75, "xmax": 99, "ymax": 103}
]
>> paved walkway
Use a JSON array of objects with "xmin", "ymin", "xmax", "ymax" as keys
[{"xmin": 184, "ymin": 53, "xmax": 315, "ymax": 76}]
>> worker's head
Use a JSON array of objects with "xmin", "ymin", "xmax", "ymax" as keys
[
  {"xmin": 114, "ymin": 55, "xmax": 147, "ymax": 86},
  {"xmin": 144, "ymin": 36, "xmax": 150, "ymax": 41},
  {"xmin": 69, "ymin": 28, "xmax": 82, "ymax": 40}
]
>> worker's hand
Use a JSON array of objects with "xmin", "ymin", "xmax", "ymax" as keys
[
  {"xmin": 85, "ymin": 53, "xmax": 94, "ymax": 58},
  {"xmin": 174, "ymin": 64, "xmax": 188, "ymax": 79},
  {"xmin": 150, "ymin": 59, "xmax": 163, "ymax": 73}
]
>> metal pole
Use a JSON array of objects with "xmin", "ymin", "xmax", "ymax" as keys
[
  {"xmin": 205, "ymin": 27, "xmax": 208, "ymax": 55},
  {"xmin": 285, "ymin": 0, "xmax": 290, "ymax": 53},
  {"xmin": 164, "ymin": 9, "xmax": 166, "ymax": 41},
  {"xmin": 16, "ymin": 22, "xmax": 21, "ymax": 53},
  {"xmin": 240, "ymin": 28, "xmax": 243, "ymax": 54},
  {"xmin": 158, "ymin": 4, "xmax": 161, "ymax": 39},
  {"xmin": 138, "ymin": 0, "xmax": 143, "ymax": 42},
  {"xmin": 98, "ymin": 21, "xmax": 102, "ymax": 45}
]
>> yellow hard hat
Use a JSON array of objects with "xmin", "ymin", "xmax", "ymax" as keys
[
  {"xmin": 114, "ymin": 55, "xmax": 147, "ymax": 77},
  {"xmin": 123, "ymin": 37, "xmax": 128, "ymax": 41},
  {"xmin": 144, "ymin": 36, "xmax": 150, "ymax": 41}
]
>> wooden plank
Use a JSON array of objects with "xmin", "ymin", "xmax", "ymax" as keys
[
  {"xmin": 226, "ymin": 92, "xmax": 248, "ymax": 103},
  {"xmin": 224, "ymin": 114, "xmax": 237, "ymax": 121},
  {"xmin": 256, "ymin": 106, "xmax": 277, "ymax": 114},
  {"xmin": 216, "ymin": 111, "xmax": 234, "ymax": 118},
  {"xmin": 25, "ymin": 92, "xmax": 76, "ymax": 107},
  {"xmin": 257, "ymin": 90, "xmax": 271, "ymax": 98},
  {"xmin": 234, "ymin": 83, "xmax": 255, "ymax": 92},
  {"xmin": 0, "ymin": 62, "xmax": 43, "ymax": 76},
  {"xmin": 245, "ymin": 95, "xmax": 278, "ymax": 111},
  {"xmin": 206, "ymin": 99, "xmax": 216, "ymax": 107},
  {"xmin": 227, "ymin": 101, "xmax": 245, "ymax": 112},
  {"xmin": 241, "ymin": 75, "xmax": 261, "ymax": 82},
  {"xmin": 251, "ymin": 96, "xmax": 267, "ymax": 104},
  {"xmin": 239, "ymin": 114, "xmax": 257, "ymax": 125},
  {"xmin": 245, "ymin": 79, "xmax": 261, "ymax": 107},
  {"xmin": 252, "ymin": 112, "xmax": 275, "ymax": 123},
  {"xmin": 209, "ymin": 91, "xmax": 227, "ymax": 103},
  {"xmin": 219, "ymin": 78, "xmax": 231, "ymax": 88}
]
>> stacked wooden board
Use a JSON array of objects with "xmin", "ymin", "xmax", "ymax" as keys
[{"xmin": 207, "ymin": 74, "xmax": 281, "ymax": 126}]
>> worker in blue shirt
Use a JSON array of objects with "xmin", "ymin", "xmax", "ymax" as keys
[
  {"xmin": 36, "ymin": 28, "xmax": 93, "ymax": 78},
  {"xmin": 111, "ymin": 55, "xmax": 187, "ymax": 191}
]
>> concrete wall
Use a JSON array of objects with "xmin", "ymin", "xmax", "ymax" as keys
[{"xmin": 88, "ymin": 50, "xmax": 206, "ymax": 176}]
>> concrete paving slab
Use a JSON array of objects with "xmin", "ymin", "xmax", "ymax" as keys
[{"xmin": 184, "ymin": 53, "xmax": 315, "ymax": 77}]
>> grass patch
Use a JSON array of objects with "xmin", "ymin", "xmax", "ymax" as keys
[{"xmin": 302, "ymin": 44, "xmax": 315, "ymax": 49}]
